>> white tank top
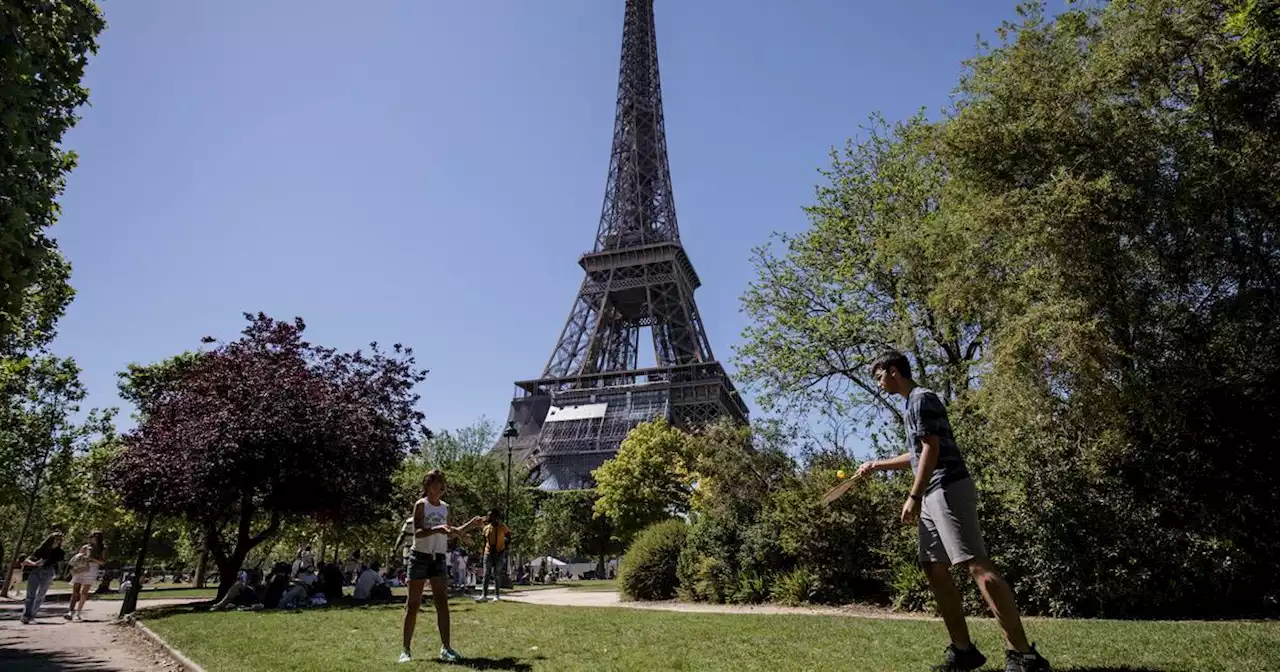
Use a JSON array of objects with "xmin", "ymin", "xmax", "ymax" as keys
[{"xmin": 411, "ymin": 498, "xmax": 449, "ymax": 555}]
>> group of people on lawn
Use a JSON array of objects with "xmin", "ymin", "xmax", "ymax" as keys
[{"xmin": 206, "ymin": 508, "xmax": 512, "ymax": 617}]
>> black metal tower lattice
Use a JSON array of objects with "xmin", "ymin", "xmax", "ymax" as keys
[{"xmin": 498, "ymin": 0, "xmax": 747, "ymax": 490}]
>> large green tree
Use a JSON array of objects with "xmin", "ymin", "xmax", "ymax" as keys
[
  {"xmin": 0, "ymin": 0, "xmax": 104, "ymax": 348},
  {"xmin": 739, "ymin": 0, "xmax": 1280, "ymax": 617},
  {"xmin": 592, "ymin": 419, "xmax": 694, "ymax": 544}
]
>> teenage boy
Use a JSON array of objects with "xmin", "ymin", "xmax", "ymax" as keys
[{"xmin": 857, "ymin": 350, "xmax": 1051, "ymax": 672}]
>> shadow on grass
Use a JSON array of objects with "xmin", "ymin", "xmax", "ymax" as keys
[
  {"xmin": 1058, "ymin": 669, "xmax": 1172, "ymax": 672},
  {"xmin": 432, "ymin": 656, "xmax": 539, "ymax": 671}
]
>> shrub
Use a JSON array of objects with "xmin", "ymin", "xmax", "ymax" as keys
[
  {"xmin": 618, "ymin": 519, "xmax": 688, "ymax": 601},
  {"xmin": 731, "ymin": 570, "xmax": 770, "ymax": 604},
  {"xmin": 771, "ymin": 567, "xmax": 819, "ymax": 606}
]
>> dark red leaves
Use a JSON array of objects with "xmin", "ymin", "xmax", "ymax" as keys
[{"xmin": 110, "ymin": 313, "xmax": 428, "ymax": 528}]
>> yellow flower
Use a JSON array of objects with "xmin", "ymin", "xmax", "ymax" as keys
[{"xmin": 837, "ymin": 469, "xmax": 846, "ymax": 479}]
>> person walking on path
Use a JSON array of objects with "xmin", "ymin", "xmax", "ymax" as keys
[
  {"xmin": 399, "ymin": 468, "xmax": 483, "ymax": 664},
  {"xmin": 65, "ymin": 530, "xmax": 108, "ymax": 622},
  {"xmin": 858, "ymin": 351, "xmax": 1051, "ymax": 672},
  {"xmin": 477, "ymin": 509, "xmax": 511, "ymax": 602},
  {"xmin": 19, "ymin": 531, "xmax": 65, "ymax": 624}
]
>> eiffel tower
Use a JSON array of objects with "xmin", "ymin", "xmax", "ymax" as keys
[{"xmin": 498, "ymin": 0, "xmax": 747, "ymax": 490}]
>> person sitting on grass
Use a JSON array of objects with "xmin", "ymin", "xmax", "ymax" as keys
[
  {"xmin": 211, "ymin": 568, "xmax": 265, "ymax": 611},
  {"xmin": 354, "ymin": 561, "xmax": 391, "ymax": 603},
  {"xmin": 858, "ymin": 350, "xmax": 1051, "ymax": 672},
  {"xmin": 399, "ymin": 468, "xmax": 485, "ymax": 664}
]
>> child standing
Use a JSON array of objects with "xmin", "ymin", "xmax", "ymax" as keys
[
  {"xmin": 399, "ymin": 469, "xmax": 483, "ymax": 664},
  {"xmin": 477, "ymin": 509, "xmax": 511, "ymax": 602},
  {"xmin": 858, "ymin": 351, "xmax": 1051, "ymax": 672}
]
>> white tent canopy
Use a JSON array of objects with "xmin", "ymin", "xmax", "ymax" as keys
[{"xmin": 525, "ymin": 556, "xmax": 568, "ymax": 568}]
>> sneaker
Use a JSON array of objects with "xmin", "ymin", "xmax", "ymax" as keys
[
  {"xmin": 73, "ymin": 612, "xmax": 82, "ymax": 622},
  {"xmin": 397, "ymin": 651, "xmax": 412, "ymax": 664},
  {"xmin": 489, "ymin": 596, "xmax": 500, "ymax": 602},
  {"xmin": 439, "ymin": 647, "xmax": 461, "ymax": 663},
  {"xmin": 20, "ymin": 616, "xmax": 30, "ymax": 624},
  {"xmin": 931, "ymin": 643, "xmax": 988, "ymax": 672},
  {"xmin": 1005, "ymin": 644, "xmax": 1051, "ymax": 672},
  {"xmin": 63, "ymin": 611, "xmax": 73, "ymax": 621}
]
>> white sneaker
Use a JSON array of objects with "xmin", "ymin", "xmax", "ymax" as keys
[
  {"xmin": 489, "ymin": 596, "xmax": 500, "ymax": 602},
  {"xmin": 73, "ymin": 612, "xmax": 82, "ymax": 622},
  {"xmin": 397, "ymin": 651, "xmax": 412, "ymax": 664},
  {"xmin": 63, "ymin": 611, "xmax": 73, "ymax": 621}
]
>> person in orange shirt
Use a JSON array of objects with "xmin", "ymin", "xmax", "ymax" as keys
[{"xmin": 476, "ymin": 509, "xmax": 511, "ymax": 602}]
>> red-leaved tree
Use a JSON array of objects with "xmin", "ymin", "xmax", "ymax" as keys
[{"xmin": 110, "ymin": 314, "xmax": 427, "ymax": 597}]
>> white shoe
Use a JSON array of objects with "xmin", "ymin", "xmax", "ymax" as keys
[
  {"xmin": 73, "ymin": 612, "xmax": 83, "ymax": 622},
  {"xmin": 397, "ymin": 651, "xmax": 412, "ymax": 663}
]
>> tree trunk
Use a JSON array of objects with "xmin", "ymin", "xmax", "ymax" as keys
[
  {"xmin": 214, "ymin": 552, "xmax": 249, "ymax": 601},
  {"xmin": 119, "ymin": 510, "xmax": 156, "ymax": 617},
  {"xmin": 195, "ymin": 545, "xmax": 209, "ymax": 588}
]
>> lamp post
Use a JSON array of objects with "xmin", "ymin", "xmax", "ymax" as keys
[
  {"xmin": 501, "ymin": 421, "xmax": 518, "ymax": 591},
  {"xmin": 502, "ymin": 422, "xmax": 518, "ymax": 521}
]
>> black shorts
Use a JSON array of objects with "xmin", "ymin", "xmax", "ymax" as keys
[{"xmin": 408, "ymin": 551, "xmax": 448, "ymax": 581}]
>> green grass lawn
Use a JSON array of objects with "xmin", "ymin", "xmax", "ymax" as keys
[
  {"xmin": 141, "ymin": 597, "xmax": 1279, "ymax": 672},
  {"xmin": 46, "ymin": 581, "xmax": 217, "ymax": 601}
]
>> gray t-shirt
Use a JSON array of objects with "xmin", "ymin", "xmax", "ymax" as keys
[{"xmin": 906, "ymin": 386, "xmax": 970, "ymax": 493}]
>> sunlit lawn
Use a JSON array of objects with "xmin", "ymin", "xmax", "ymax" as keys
[
  {"xmin": 46, "ymin": 580, "xmax": 217, "ymax": 601},
  {"xmin": 141, "ymin": 596, "xmax": 1280, "ymax": 672}
]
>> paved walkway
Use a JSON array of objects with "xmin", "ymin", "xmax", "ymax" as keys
[
  {"xmin": 502, "ymin": 587, "xmax": 931, "ymax": 620},
  {"xmin": 0, "ymin": 591, "xmax": 197, "ymax": 671}
]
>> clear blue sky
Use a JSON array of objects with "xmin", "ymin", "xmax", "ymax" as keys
[{"xmin": 53, "ymin": 0, "xmax": 1026, "ymax": 439}]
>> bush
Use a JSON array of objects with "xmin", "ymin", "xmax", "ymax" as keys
[
  {"xmin": 677, "ymin": 517, "xmax": 738, "ymax": 603},
  {"xmin": 618, "ymin": 519, "xmax": 687, "ymax": 601},
  {"xmin": 770, "ymin": 567, "xmax": 819, "ymax": 606}
]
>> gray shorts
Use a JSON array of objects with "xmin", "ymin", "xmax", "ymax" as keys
[{"xmin": 918, "ymin": 476, "xmax": 988, "ymax": 567}]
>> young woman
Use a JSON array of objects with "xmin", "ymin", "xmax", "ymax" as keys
[
  {"xmin": 399, "ymin": 469, "xmax": 483, "ymax": 664},
  {"xmin": 66, "ymin": 530, "xmax": 108, "ymax": 621},
  {"xmin": 20, "ymin": 531, "xmax": 65, "ymax": 624}
]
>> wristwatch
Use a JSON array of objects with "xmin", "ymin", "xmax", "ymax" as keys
[{"xmin": 909, "ymin": 494, "xmax": 922, "ymax": 503}]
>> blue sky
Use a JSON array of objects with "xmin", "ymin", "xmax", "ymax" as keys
[{"xmin": 53, "ymin": 0, "xmax": 1026, "ymax": 443}]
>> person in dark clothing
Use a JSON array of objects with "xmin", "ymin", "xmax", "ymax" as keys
[{"xmin": 20, "ymin": 532, "xmax": 65, "ymax": 624}]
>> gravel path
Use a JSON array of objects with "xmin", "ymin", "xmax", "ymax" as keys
[
  {"xmin": 0, "ymin": 591, "xmax": 201, "ymax": 671},
  {"xmin": 502, "ymin": 587, "xmax": 932, "ymax": 620}
]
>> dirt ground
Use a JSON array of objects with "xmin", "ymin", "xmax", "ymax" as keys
[
  {"xmin": 503, "ymin": 587, "xmax": 931, "ymax": 620},
  {"xmin": 0, "ymin": 591, "xmax": 196, "ymax": 671}
]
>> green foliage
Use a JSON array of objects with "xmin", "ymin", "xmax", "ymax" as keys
[
  {"xmin": 532, "ymin": 489, "xmax": 622, "ymax": 570},
  {"xmin": 736, "ymin": 0, "xmax": 1280, "ymax": 618},
  {"xmin": 394, "ymin": 418, "xmax": 536, "ymax": 558},
  {"xmin": 770, "ymin": 567, "xmax": 819, "ymax": 606},
  {"xmin": 0, "ymin": 0, "xmax": 104, "ymax": 349},
  {"xmin": 618, "ymin": 518, "xmax": 687, "ymax": 601},
  {"xmin": 592, "ymin": 419, "xmax": 693, "ymax": 544}
]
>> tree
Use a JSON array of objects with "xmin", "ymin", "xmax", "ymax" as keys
[
  {"xmin": 736, "ymin": 113, "xmax": 982, "ymax": 441},
  {"xmin": 533, "ymin": 489, "xmax": 622, "ymax": 574},
  {"xmin": 0, "ymin": 0, "xmax": 105, "ymax": 347},
  {"xmin": 0, "ymin": 355, "xmax": 107, "ymax": 595},
  {"xmin": 109, "ymin": 314, "xmax": 428, "ymax": 598},
  {"xmin": 417, "ymin": 417, "xmax": 496, "ymax": 464},
  {"xmin": 592, "ymin": 419, "xmax": 693, "ymax": 544},
  {"xmin": 737, "ymin": 0, "xmax": 1280, "ymax": 617}
]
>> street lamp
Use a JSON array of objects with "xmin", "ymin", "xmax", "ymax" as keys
[
  {"xmin": 502, "ymin": 421, "xmax": 518, "ymax": 521},
  {"xmin": 501, "ymin": 421, "xmax": 519, "ymax": 591}
]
